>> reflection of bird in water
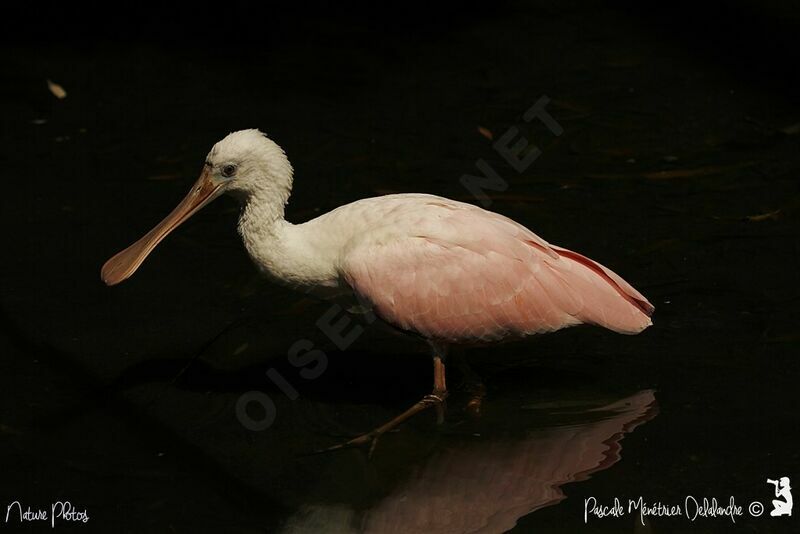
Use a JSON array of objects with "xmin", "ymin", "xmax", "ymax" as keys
[
  {"xmin": 101, "ymin": 130, "xmax": 654, "ymax": 451},
  {"xmin": 282, "ymin": 390, "xmax": 657, "ymax": 534}
]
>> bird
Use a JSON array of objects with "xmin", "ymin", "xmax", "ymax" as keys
[{"xmin": 101, "ymin": 129, "xmax": 654, "ymax": 453}]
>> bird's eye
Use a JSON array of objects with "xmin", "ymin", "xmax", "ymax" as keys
[{"xmin": 221, "ymin": 164, "xmax": 237, "ymax": 178}]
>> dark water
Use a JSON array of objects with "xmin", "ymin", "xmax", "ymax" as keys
[{"xmin": 1, "ymin": 1, "xmax": 799, "ymax": 532}]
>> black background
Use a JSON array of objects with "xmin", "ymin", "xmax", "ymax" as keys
[{"xmin": 1, "ymin": 1, "xmax": 799, "ymax": 532}]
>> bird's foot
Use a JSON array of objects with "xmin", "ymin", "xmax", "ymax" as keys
[
  {"xmin": 452, "ymin": 353, "xmax": 486, "ymax": 418},
  {"xmin": 464, "ymin": 383, "xmax": 486, "ymax": 418},
  {"xmin": 314, "ymin": 392, "xmax": 447, "ymax": 457}
]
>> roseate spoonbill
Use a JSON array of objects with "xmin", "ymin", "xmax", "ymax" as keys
[{"xmin": 101, "ymin": 129, "xmax": 654, "ymax": 452}]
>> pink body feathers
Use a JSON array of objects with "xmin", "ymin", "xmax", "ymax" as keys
[{"xmin": 323, "ymin": 194, "xmax": 654, "ymax": 343}]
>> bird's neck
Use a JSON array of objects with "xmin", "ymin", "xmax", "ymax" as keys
[
  {"xmin": 235, "ymin": 160, "xmax": 294, "ymax": 240},
  {"xmin": 235, "ymin": 184, "xmax": 342, "ymax": 291},
  {"xmin": 236, "ymin": 179, "xmax": 290, "ymax": 251},
  {"xmin": 235, "ymin": 180, "xmax": 306, "ymax": 285},
  {"xmin": 238, "ymin": 188, "xmax": 287, "ymax": 230}
]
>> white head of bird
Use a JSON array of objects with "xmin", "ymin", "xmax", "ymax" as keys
[
  {"xmin": 101, "ymin": 129, "xmax": 298, "ymax": 286},
  {"xmin": 206, "ymin": 129, "xmax": 293, "ymax": 207}
]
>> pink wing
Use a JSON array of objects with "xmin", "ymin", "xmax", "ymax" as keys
[{"xmin": 341, "ymin": 201, "xmax": 653, "ymax": 343}]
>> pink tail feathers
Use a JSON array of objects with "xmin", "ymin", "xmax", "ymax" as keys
[{"xmin": 551, "ymin": 247, "xmax": 654, "ymax": 335}]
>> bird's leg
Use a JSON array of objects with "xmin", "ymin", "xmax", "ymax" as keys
[
  {"xmin": 320, "ymin": 354, "xmax": 448, "ymax": 457},
  {"xmin": 432, "ymin": 353, "xmax": 447, "ymax": 424},
  {"xmin": 453, "ymin": 352, "xmax": 486, "ymax": 418},
  {"xmin": 465, "ymin": 383, "xmax": 487, "ymax": 418}
]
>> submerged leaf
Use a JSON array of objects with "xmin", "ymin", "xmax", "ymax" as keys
[
  {"xmin": 644, "ymin": 162, "xmax": 755, "ymax": 180},
  {"xmin": 47, "ymin": 79, "xmax": 67, "ymax": 99},
  {"xmin": 781, "ymin": 123, "xmax": 800, "ymax": 135},
  {"xmin": 477, "ymin": 126, "xmax": 494, "ymax": 140},
  {"xmin": 745, "ymin": 209, "xmax": 781, "ymax": 222}
]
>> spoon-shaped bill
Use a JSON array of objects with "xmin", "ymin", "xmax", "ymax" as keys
[{"xmin": 101, "ymin": 168, "xmax": 223, "ymax": 286}]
